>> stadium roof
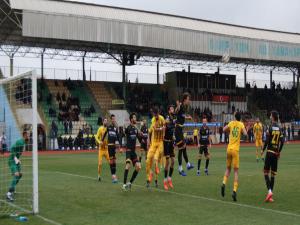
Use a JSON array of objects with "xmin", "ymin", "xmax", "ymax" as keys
[{"xmin": 1, "ymin": 0, "xmax": 300, "ymax": 67}]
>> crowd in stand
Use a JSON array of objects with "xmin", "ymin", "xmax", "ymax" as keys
[
  {"xmin": 251, "ymin": 81, "xmax": 299, "ymax": 122},
  {"xmin": 15, "ymin": 78, "xmax": 32, "ymax": 104}
]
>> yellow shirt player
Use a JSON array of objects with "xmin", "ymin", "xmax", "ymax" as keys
[
  {"xmin": 95, "ymin": 118, "xmax": 110, "ymax": 181},
  {"xmin": 146, "ymin": 107, "xmax": 165, "ymax": 187},
  {"xmin": 253, "ymin": 118, "xmax": 264, "ymax": 161},
  {"xmin": 193, "ymin": 128, "xmax": 198, "ymax": 145},
  {"xmin": 221, "ymin": 112, "xmax": 247, "ymax": 202}
]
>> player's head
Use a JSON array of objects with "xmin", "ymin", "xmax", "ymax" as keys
[
  {"xmin": 153, "ymin": 106, "xmax": 160, "ymax": 119},
  {"xmin": 234, "ymin": 112, "xmax": 241, "ymax": 121},
  {"xmin": 202, "ymin": 118, "xmax": 207, "ymax": 126},
  {"xmin": 182, "ymin": 92, "xmax": 191, "ymax": 105},
  {"xmin": 130, "ymin": 113, "xmax": 137, "ymax": 124},
  {"xmin": 256, "ymin": 118, "xmax": 260, "ymax": 123},
  {"xmin": 168, "ymin": 105, "xmax": 174, "ymax": 115},
  {"xmin": 22, "ymin": 130, "xmax": 29, "ymax": 142},
  {"xmin": 270, "ymin": 110, "xmax": 279, "ymax": 123},
  {"xmin": 103, "ymin": 118, "xmax": 108, "ymax": 126},
  {"xmin": 110, "ymin": 114, "xmax": 116, "ymax": 125}
]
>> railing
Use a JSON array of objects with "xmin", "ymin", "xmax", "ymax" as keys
[{"xmin": 0, "ymin": 66, "xmax": 165, "ymax": 84}]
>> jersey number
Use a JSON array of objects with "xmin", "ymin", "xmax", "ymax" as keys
[
  {"xmin": 232, "ymin": 127, "xmax": 239, "ymax": 138},
  {"xmin": 271, "ymin": 131, "xmax": 280, "ymax": 145}
]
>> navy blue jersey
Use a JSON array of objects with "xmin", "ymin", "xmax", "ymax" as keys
[
  {"xmin": 199, "ymin": 126, "xmax": 210, "ymax": 145},
  {"xmin": 125, "ymin": 124, "xmax": 139, "ymax": 151},
  {"xmin": 164, "ymin": 114, "xmax": 175, "ymax": 140}
]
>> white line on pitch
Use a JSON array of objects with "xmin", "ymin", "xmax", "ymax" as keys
[
  {"xmin": 53, "ymin": 171, "xmax": 300, "ymax": 218},
  {"xmin": 0, "ymin": 200, "xmax": 62, "ymax": 225}
]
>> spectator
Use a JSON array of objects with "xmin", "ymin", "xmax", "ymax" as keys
[
  {"xmin": 68, "ymin": 136, "xmax": 74, "ymax": 150},
  {"xmin": 90, "ymin": 104, "xmax": 95, "ymax": 114},
  {"xmin": 291, "ymin": 124, "xmax": 295, "ymax": 140},
  {"xmin": 97, "ymin": 115, "xmax": 102, "ymax": 126},
  {"xmin": 62, "ymin": 92, "xmax": 66, "ymax": 102},
  {"xmin": 69, "ymin": 120, "xmax": 73, "ymax": 134},
  {"xmin": 56, "ymin": 92, "xmax": 61, "ymax": 102},
  {"xmin": 0, "ymin": 132, "xmax": 7, "ymax": 154},
  {"xmin": 64, "ymin": 120, "xmax": 69, "ymax": 134},
  {"xmin": 91, "ymin": 135, "xmax": 96, "ymax": 149},
  {"xmin": 63, "ymin": 136, "xmax": 68, "ymax": 150},
  {"xmin": 219, "ymin": 126, "xmax": 223, "ymax": 143},
  {"xmin": 50, "ymin": 121, "xmax": 58, "ymax": 150},
  {"xmin": 288, "ymin": 126, "xmax": 291, "ymax": 141},
  {"xmin": 57, "ymin": 135, "xmax": 63, "ymax": 150}
]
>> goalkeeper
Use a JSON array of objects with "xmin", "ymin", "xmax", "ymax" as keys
[{"xmin": 6, "ymin": 130, "xmax": 29, "ymax": 202}]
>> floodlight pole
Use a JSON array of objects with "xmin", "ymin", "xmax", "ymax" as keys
[
  {"xmin": 244, "ymin": 68, "xmax": 247, "ymax": 88},
  {"xmin": 157, "ymin": 61, "xmax": 159, "ymax": 85},
  {"xmin": 270, "ymin": 70, "xmax": 273, "ymax": 89},
  {"xmin": 9, "ymin": 54, "xmax": 14, "ymax": 77},
  {"xmin": 82, "ymin": 51, "xmax": 86, "ymax": 81},
  {"xmin": 41, "ymin": 48, "xmax": 45, "ymax": 80},
  {"xmin": 122, "ymin": 59, "xmax": 126, "ymax": 100}
]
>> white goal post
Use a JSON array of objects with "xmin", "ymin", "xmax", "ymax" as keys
[{"xmin": 0, "ymin": 70, "xmax": 39, "ymax": 215}]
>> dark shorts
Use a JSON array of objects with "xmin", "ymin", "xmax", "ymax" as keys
[
  {"xmin": 140, "ymin": 142, "xmax": 147, "ymax": 151},
  {"xmin": 126, "ymin": 149, "xmax": 138, "ymax": 166},
  {"xmin": 164, "ymin": 140, "xmax": 175, "ymax": 158},
  {"xmin": 199, "ymin": 145, "xmax": 209, "ymax": 157},
  {"xmin": 175, "ymin": 126, "xmax": 185, "ymax": 147},
  {"xmin": 108, "ymin": 145, "xmax": 116, "ymax": 158},
  {"xmin": 264, "ymin": 152, "xmax": 278, "ymax": 174}
]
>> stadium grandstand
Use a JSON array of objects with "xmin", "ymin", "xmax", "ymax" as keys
[{"xmin": 0, "ymin": 0, "xmax": 300, "ymax": 223}]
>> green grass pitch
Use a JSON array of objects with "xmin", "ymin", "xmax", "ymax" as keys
[{"xmin": 1, "ymin": 144, "xmax": 300, "ymax": 225}]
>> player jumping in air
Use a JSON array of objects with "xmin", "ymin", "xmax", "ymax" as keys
[
  {"xmin": 262, "ymin": 111, "xmax": 284, "ymax": 203},
  {"xmin": 6, "ymin": 130, "xmax": 29, "ymax": 202},
  {"xmin": 95, "ymin": 118, "xmax": 109, "ymax": 182},
  {"xmin": 146, "ymin": 107, "xmax": 165, "ymax": 188},
  {"xmin": 253, "ymin": 118, "xmax": 264, "ymax": 162},
  {"xmin": 102, "ymin": 114, "xmax": 122, "ymax": 183},
  {"xmin": 221, "ymin": 112, "xmax": 247, "ymax": 201},
  {"xmin": 197, "ymin": 118, "xmax": 212, "ymax": 176},
  {"xmin": 163, "ymin": 105, "xmax": 176, "ymax": 190},
  {"xmin": 122, "ymin": 113, "xmax": 141, "ymax": 191},
  {"xmin": 175, "ymin": 92, "xmax": 194, "ymax": 176}
]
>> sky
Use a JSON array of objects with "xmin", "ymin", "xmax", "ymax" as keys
[{"xmin": 0, "ymin": 0, "xmax": 298, "ymax": 86}]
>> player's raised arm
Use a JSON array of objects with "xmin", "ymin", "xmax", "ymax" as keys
[{"xmin": 223, "ymin": 124, "xmax": 230, "ymax": 133}]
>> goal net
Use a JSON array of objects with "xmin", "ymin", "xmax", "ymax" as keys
[{"xmin": 0, "ymin": 71, "xmax": 38, "ymax": 215}]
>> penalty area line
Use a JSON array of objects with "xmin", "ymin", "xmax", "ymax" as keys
[{"xmin": 52, "ymin": 171, "xmax": 300, "ymax": 219}]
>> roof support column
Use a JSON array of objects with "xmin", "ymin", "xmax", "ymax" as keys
[
  {"xmin": 41, "ymin": 49, "xmax": 45, "ymax": 80},
  {"xmin": 122, "ymin": 62, "xmax": 126, "ymax": 100},
  {"xmin": 82, "ymin": 51, "xmax": 86, "ymax": 81},
  {"xmin": 270, "ymin": 70, "xmax": 273, "ymax": 90},
  {"xmin": 9, "ymin": 54, "xmax": 14, "ymax": 77},
  {"xmin": 157, "ymin": 61, "xmax": 159, "ymax": 85},
  {"xmin": 244, "ymin": 68, "xmax": 247, "ymax": 88},
  {"xmin": 293, "ymin": 71, "xmax": 296, "ymax": 88}
]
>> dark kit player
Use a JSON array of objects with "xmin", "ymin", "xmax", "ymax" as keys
[
  {"xmin": 122, "ymin": 113, "xmax": 141, "ymax": 191},
  {"xmin": 102, "ymin": 114, "xmax": 122, "ymax": 183},
  {"xmin": 175, "ymin": 92, "xmax": 194, "ymax": 176},
  {"xmin": 197, "ymin": 118, "xmax": 212, "ymax": 176},
  {"xmin": 262, "ymin": 111, "xmax": 284, "ymax": 203}
]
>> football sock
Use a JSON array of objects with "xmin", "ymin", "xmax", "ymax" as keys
[
  {"xmin": 270, "ymin": 176, "xmax": 275, "ymax": 191},
  {"xmin": 264, "ymin": 175, "xmax": 270, "ymax": 190},
  {"xmin": 233, "ymin": 181, "xmax": 238, "ymax": 192},
  {"xmin": 223, "ymin": 175, "xmax": 228, "ymax": 185},
  {"xmin": 98, "ymin": 163, "xmax": 102, "ymax": 176},
  {"xmin": 124, "ymin": 169, "xmax": 129, "ymax": 184},
  {"xmin": 178, "ymin": 149, "xmax": 183, "ymax": 167},
  {"xmin": 169, "ymin": 167, "xmax": 174, "ymax": 177},
  {"xmin": 183, "ymin": 148, "xmax": 189, "ymax": 163},
  {"xmin": 164, "ymin": 169, "xmax": 168, "ymax": 179},
  {"xmin": 130, "ymin": 170, "xmax": 139, "ymax": 184},
  {"xmin": 205, "ymin": 159, "xmax": 209, "ymax": 169},
  {"xmin": 197, "ymin": 159, "xmax": 201, "ymax": 170}
]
